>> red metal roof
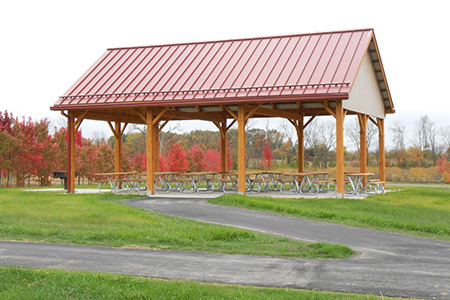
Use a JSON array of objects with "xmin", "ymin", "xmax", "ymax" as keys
[{"xmin": 52, "ymin": 29, "xmax": 392, "ymax": 110}]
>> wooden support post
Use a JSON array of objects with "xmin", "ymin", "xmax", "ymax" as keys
[
  {"xmin": 155, "ymin": 129, "xmax": 160, "ymax": 172},
  {"xmin": 335, "ymin": 101, "xmax": 345, "ymax": 198},
  {"xmin": 67, "ymin": 112, "xmax": 75, "ymax": 193},
  {"xmin": 114, "ymin": 122, "xmax": 122, "ymax": 173},
  {"xmin": 358, "ymin": 114, "xmax": 368, "ymax": 185},
  {"xmin": 238, "ymin": 105, "xmax": 246, "ymax": 195},
  {"xmin": 221, "ymin": 121, "xmax": 228, "ymax": 173},
  {"xmin": 377, "ymin": 118, "xmax": 385, "ymax": 186},
  {"xmin": 146, "ymin": 109, "xmax": 155, "ymax": 196},
  {"xmin": 153, "ymin": 121, "xmax": 159, "ymax": 173},
  {"xmin": 298, "ymin": 117, "xmax": 304, "ymax": 173},
  {"xmin": 213, "ymin": 119, "xmax": 230, "ymax": 174},
  {"xmin": 66, "ymin": 112, "xmax": 77, "ymax": 193}
]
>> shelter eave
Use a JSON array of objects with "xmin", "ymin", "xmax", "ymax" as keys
[{"xmin": 50, "ymin": 92, "xmax": 349, "ymax": 112}]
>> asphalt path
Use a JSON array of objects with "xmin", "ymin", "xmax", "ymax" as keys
[{"xmin": 1, "ymin": 197, "xmax": 449, "ymax": 299}]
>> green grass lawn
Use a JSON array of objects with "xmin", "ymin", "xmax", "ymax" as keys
[
  {"xmin": 0, "ymin": 188, "xmax": 352, "ymax": 258},
  {"xmin": 0, "ymin": 267, "xmax": 417, "ymax": 300},
  {"xmin": 209, "ymin": 186, "xmax": 450, "ymax": 240}
]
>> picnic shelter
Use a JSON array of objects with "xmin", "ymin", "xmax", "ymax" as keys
[{"xmin": 50, "ymin": 28, "xmax": 394, "ymax": 197}]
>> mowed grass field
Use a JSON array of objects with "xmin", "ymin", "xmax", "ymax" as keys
[
  {"xmin": 210, "ymin": 186, "xmax": 450, "ymax": 240},
  {"xmin": 0, "ymin": 186, "xmax": 444, "ymax": 299},
  {"xmin": 0, "ymin": 188, "xmax": 352, "ymax": 258},
  {"xmin": 0, "ymin": 267, "xmax": 419, "ymax": 300}
]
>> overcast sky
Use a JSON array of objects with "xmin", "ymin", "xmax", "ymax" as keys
[{"xmin": 1, "ymin": 0, "xmax": 449, "ymax": 148}]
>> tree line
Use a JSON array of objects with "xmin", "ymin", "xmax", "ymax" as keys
[{"xmin": 1, "ymin": 110, "xmax": 450, "ymax": 187}]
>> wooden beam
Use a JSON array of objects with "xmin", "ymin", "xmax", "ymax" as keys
[
  {"xmin": 335, "ymin": 101, "xmax": 345, "ymax": 197},
  {"xmin": 133, "ymin": 108, "xmax": 147, "ymax": 123},
  {"xmin": 153, "ymin": 107, "xmax": 170, "ymax": 125},
  {"xmin": 303, "ymin": 114, "xmax": 317, "ymax": 129},
  {"xmin": 87, "ymin": 111, "xmax": 144, "ymax": 124},
  {"xmin": 244, "ymin": 103, "xmax": 263, "ymax": 122},
  {"xmin": 107, "ymin": 121, "xmax": 119, "ymax": 139},
  {"xmin": 120, "ymin": 123, "xmax": 128, "ymax": 136},
  {"xmin": 159, "ymin": 119, "xmax": 170, "ymax": 131},
  {"xmin": 256, "ymin": 107, "xmax": 303, "ymax": 121},
  {"xmin": 368, "ymin": 116, "xmax": 377, "ymax": 126},
  {"xmin": 161, "ymin": 109, "xmax": 224, "ymax": 122},
  {"xmin": 74, "ymin": 110, "xmax": 88, "ymax": 131},
  {"xmin": 321, "ymin": 101, "xmax": 336, "ymax": 118},
  {"xmin": 238, "ymin": 105, "xmax": 246, "ymax": 195},
  {"xmin": 212, "ymin": 121, "xmax": 222, "ymax": 133},
  {"xmin": 222, "ymin": 105, "xmax": 238, "ymax": 120},
  {"xmin": 287, "ymin": 119, "xmax": 296, "ymax": 128},
  {"xmin": 226, "ymin": 119, "xmax": 236, "ymax": 131}
]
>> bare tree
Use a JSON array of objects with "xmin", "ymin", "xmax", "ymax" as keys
[
  {"xmin": 440, "ymin": 125, "xmax": 450, "ymax": 153},
  {"xmin": 346, "ymin": 118, "xmax": 378, "ymax": 153},
  {"xmin": 57, "ymin": 116, "xmax": 67, "ymax": 128},
  {"xmin": 278, "ymin": 119, "xmax": 295, "ymax": 145},
  {"xmin": 245, "ymin": 118, "xmax": 255, "ymax": 131},
  {"xmin": 412, "ymin": 115, "xmax": 437, "ymax": 166},
  {"xmin": 305, "ymin": 119, "xmax": 336, "ymax": 150},
  {"xmin": 389, "ymin": 120, "xmax": 407, "ymax": 167},
  {"xmin": 92, "ymin": 130, "xmax": 107, "ymax": 146},
  {"xmin": 304, "ymin": 119, "xmax": 336, "ymax": 167},
  {"xmin": 262, "ymin": 118, "xmax": 270, "ymax": 138},
  {"xmin": 390, "ymin": 120, "xmax": 407, "ymax": 151}
]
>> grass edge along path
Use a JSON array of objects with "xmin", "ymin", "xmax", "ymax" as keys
[
  {"xmin": 209, "ymin": 186, "xmax": 450, "ymax": 241},
  {"xmin": 0, "ymin": 189, "xmax": 353, "ymax": 259},
  {"xmin": 0, "ymin": 267, "xmax": 419, "ymax": 300}
]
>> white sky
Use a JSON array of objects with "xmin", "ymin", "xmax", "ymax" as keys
[{"xmin": 1, "ymin": 0, "xmax": 449, "ymax": 149}]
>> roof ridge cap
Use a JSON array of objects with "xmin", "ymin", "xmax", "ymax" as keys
[{"xmin": 107, "ymin": 28, "xmax": 374, "ymax": 51}]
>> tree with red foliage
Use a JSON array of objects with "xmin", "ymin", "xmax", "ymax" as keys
[
  {"xmin": 159, "ymin": 154, "xmax": 169, "ymax": 172},
  {"xmin": 52, "ymin": 127, "xmax": 68, "ymax": 171},
  {"xmin": 189, "ymin": 144, "xmax": 206, "ymax": 172},
  {"xmin": 34, "ymin": 119, "xmax": 58, "ymax": 186},
  {"xmin": 260, "ymin": 140, "xmax": 273, "ymax": 170},
  {"xmin": 166, "ymin": 143, "xmax": 189, "ymax": 172},
  {"xmin": 437, "ymin": 154, "xmax": 450, "ymax": 183},
  {"xmin": 94, "ymin": 143, "xmax": 115, "ymax": 173},
  {"xmin": 130, "ymin": 152, "xmax": 146, "ymax": 172},
  {"xmin": 77, "ymin": 138, "xmax": 99, "ymax": 183},
  {"xmin": 203, "ymin": 149, "xmax": 221, "ymax": 172},
  {"xmin": 0, "ymin": 111, "xmax": 15, "ymax": 186},
  {"xmin": 226, "ymin": 140, "xmax": 233, "ymax": 171},
  {"xmin": 8, "ymin": 117, "xmax": 44, "ymax": 186}
]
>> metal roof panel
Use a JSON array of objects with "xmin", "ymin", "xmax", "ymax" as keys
[{"xmin": 53, "ymin": 29, "xmax": 392, "ymax": 111}]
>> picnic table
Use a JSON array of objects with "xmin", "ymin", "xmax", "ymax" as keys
[
  {"xmin": 178, "ymin": 172, "xmax": 223, "ymax": 193},
  {"xmin": 95, "ymin": 172, "xmax": 140, "ymax": 192},
  {"xmin": 154, "ymin": 172, "xmax": 180, "ymax": 192},
  {"xmin": 246, "ymin": 171, "xmax": 282, "ymax": 193},
  {"xmin": 278, "ymin": 172, "xmax": 331, "ymax": 194},
  {"xmin": 344, "ymin": 172, "xmax": 375, "ymax": 196},
  {"xmin": 217, "ymin": 172, "xmax": 239, "ymax": 193}
]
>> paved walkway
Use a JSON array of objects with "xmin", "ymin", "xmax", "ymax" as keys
[{"xmin": 1, "ymin": 197, "xmax": 449, "ymax": 299}]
